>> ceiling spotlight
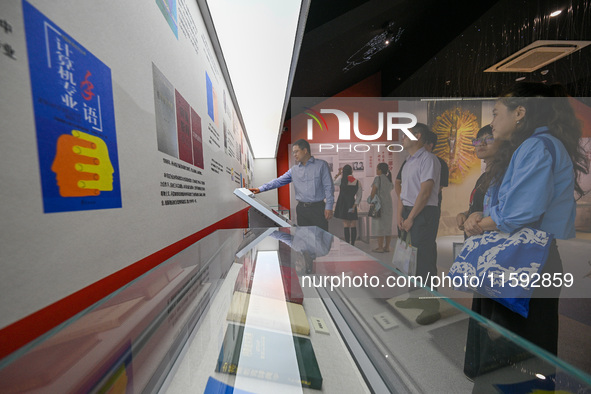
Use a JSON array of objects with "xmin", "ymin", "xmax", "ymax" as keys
[
  {"xmin": 343, "ymin": 21, "xmax": 403, "ymax": 71},
  {"xmin": 550, "ymin": 10, "xmax": 562, "ymax": 17},
  {"xmin": 535, "ymin": 373, "xmax": 547, "ymax": 380},
  {"xmin": 515, "ymin": 76, "xmax": 526, "ymax": 81},
  {"xmin": 385, "ymin": 27, "xmax": 395, "ymax": 45},
  {"xmin": 540, "ymin": 69, "xmax": 549, "ymax": 75}
]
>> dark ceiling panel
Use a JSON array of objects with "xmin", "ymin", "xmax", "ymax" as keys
[
  {"xmin": 288, "ymin": 0, "xmax": 500, "ymax": 118},
  {"xmin": 304, "ymin": 0, "xmax": 371, "ymax": 32},
  {"xmin": 389, "ymin": 0, "xmax": 591, "ymax": 97},
  {"xmin": 287, "ymin": 0, "xmax": 591, "ymax": 120},
  {"xmin": 292, "ymin": 0, "xmax": 414, "ymax": 97}
]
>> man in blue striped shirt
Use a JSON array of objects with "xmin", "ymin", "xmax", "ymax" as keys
[{"xmin": 250, "ymin": 139, "xmax": 334, "ymax": 231}]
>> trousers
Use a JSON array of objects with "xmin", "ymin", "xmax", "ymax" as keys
[
  {"xmin": 400, "ymin": 205, "xmax": 439, "ymax": 281},
  {"xmin": 296, "ymin": 201, "xmax": 328, "ymax": 232}
]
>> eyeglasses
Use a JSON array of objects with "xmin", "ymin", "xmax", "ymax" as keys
[{"xmin": 472, "ymin": 136, "xmax": 494, "ymax": 147}]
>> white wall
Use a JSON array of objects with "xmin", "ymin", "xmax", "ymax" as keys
[
  {"xmin": 0, "ymin": 0, "xmax": 254, "ymax": 328},
  {"xmin": 252, "ymin": 158, "xmax": 279, "ymax": 207}
]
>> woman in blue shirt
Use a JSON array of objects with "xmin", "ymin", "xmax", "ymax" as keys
[{"xmin": 463, "ymin": 82, "xmax": 588, "ymax": 377}]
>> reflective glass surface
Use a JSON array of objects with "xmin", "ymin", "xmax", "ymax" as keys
[{"xmin": 1, "ymin": 227, "xmax": 590, "ymax": 393}]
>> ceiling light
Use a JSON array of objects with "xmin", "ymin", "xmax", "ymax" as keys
[
  {"xmin": 343, "ymin": 22, "xmax": 403, "ymax": 72},
  {"xmin": 420, "ymin": 98, "xmax": 459, "ymax": 101},
  {"xmin": 207, "ymin": 0, "xmax": 307, "ymax": 158},
  {"xmin": 550, "ymin": 10, "xmax": 562, "ymax": 17},
  {"xmin": 515, "ymin": 76, "xmax": 526, "ymax": 81},
  {"xmin": 462, "ymin": 97, "xmax": 496, "ymax": 101},
  {"xmin": 536, "ymin": 373, "xmax": 547, "ymax": 380},
  {"xmin": 420, "ymin": 97, "xmax": 497, "ymax": 102}
]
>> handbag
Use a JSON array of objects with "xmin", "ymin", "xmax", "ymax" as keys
[
  {"xmin": 367, "ymin": 176, "xmax": 382, "ymax": 218},
  {"xmin": 392, "ymin": 231, "xmax": 417, "ymax": 276},
  {"xmin": 448, "ymin": 132, "xmax": 558, "ymax": 318},
  {"xmin": 368, "ymin": 201, "xmax": 381, "ymax": 218},
  {"xmin": 448, "ymin": 228, "xmax": 554, "ymax": 318}
]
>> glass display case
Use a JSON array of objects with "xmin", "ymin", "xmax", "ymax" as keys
[
  {"xmin": 269, "ymin": 204, "xmax": 291, "ymax": 222},
  {"xmin": 1, "ymin": 227, "xmax": 590, "ymax": 393}
]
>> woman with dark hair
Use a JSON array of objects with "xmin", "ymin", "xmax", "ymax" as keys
[
  {"xmin": 333, "ymin": 164, "xmax": 363, "ymax": 245},
  {"xmin": 456, "ymin": 125, "xmax": 500, "ymax": 232},
  {"xmin": 463, "ymin": 82, "xmax": 588, "ymax": 377},
  {"xmin": 369, "ymin": 162, "xmax": 394, "ymax": 252}
]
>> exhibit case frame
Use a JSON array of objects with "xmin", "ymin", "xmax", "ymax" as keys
[{"xmin": 1, "ymin": 227, "xmax": 590, "ymax": 393}]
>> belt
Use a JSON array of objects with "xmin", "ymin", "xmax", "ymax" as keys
[{"xmin": 298, "ymin": 201, "xmax": 324, "ymax": 208}]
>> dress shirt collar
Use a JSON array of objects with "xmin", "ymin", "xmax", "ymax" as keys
[
  {"xmin": 407, "ymin": 146, "xmax": 427, "ymax": 161},
  {"xmin": 298, "ymin": 156, "xmax": 315, "ymax": 167}
]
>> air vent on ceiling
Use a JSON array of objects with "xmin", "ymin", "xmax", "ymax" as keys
[{"xmin": 484, "ymin": 40, "xmax": 591, "ymax": 73}]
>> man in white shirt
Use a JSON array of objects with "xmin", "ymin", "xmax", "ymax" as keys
[{"xmin": 395, "ymin": 123, "xmax": 441, "ymax": 325}]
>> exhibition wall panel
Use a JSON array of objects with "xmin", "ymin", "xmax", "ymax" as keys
[{"xmin": 0, "ymin": 0, "xmax": 254, "ymax": 337}]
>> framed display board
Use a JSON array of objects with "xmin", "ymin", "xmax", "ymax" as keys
[{"xmin": 233, "ymin": 188, "xmax": 291, "ymax": 227}]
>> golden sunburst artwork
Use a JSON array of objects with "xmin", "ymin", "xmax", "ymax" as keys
[{"xmin": 432, "ymin": 108, "xmax": 480, "ymax": 183}]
